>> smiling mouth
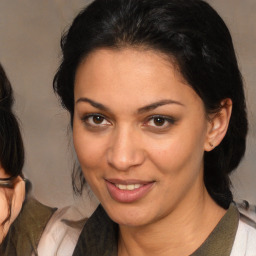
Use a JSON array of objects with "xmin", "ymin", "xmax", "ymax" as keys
[
  {"xmin": 114, "ymin": 184, "xmax": 142, "ymax": 190},
  {"xmin": 105, "ymin": 179, "xmax": 155, "ymax": 203}
]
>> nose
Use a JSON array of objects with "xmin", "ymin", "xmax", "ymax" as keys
[{"xmin": 107, "ymin": 127, "xmax": 145, "ymax": 171}]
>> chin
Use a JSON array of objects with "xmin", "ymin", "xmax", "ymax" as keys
[
  {"xmin": 103, "ymin": 202, "xmax": 154, "ymax": 227},
  {"xmin": 113, "ymin": 214, "xmax": 150, "ymax": 227}
]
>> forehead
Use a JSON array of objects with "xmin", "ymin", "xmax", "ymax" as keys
[
  {"xmin": 75, "ymin": 47, "xmax": 182, "ymax": 84},
  {"xmin": 74, "ymin": 47, "xmax": 202, "ymax": 111}
]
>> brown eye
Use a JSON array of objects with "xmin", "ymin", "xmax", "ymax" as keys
[
  {"xmin": 145, "ymin": 115, "xmax": 176, "ymax": 130},
  {"xmin": 153, "ymin": 117, "xmax": 165, "ymax": 126},
  {"xmin": 82, "ymin": 114, "xmax": 111, "ymax": 128},
  {"xmin": 93, "ymin": 115, "xmax": 104, "ymax": 124}
]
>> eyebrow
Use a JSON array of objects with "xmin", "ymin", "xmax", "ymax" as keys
[
  {"xmin": 137, "ymin": 99, "xmax": 184, "ymax": 114},
  {"xmin": 76, "ymin": 97, "xmax": 110, "ymax": 112},
  {"xmin": 76, "ymin": 97, "xmax": 184, "ymax": 113}
]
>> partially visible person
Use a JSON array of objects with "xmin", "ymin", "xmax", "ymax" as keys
[
  {"xmin": 0, "ymin": 62, "xmax": 25, "ymax": 245},
  {"xmin": 0, "ymin": 62, "xmax": 56, "ymax": 256}
]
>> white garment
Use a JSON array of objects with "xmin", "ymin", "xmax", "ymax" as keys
[
  {"xmin": 230, "ymin": 219, "xmax": 256, "ymax": 256},
  {"xmin": 34, "ymin": 206, "xmax": 86, "ymax": 256}
]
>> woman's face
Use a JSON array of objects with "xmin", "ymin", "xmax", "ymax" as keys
[{"xmin": 73, "ymin": 48, "xmax": 212, "ymax": 227}]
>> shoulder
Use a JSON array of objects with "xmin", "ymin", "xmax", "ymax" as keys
[
  {"xmin": 15, "ymin": 196, "xmax": 57, "ymax": 245},
  {"xmin": 231, "ymin": 202, "xmax": 256, "ymax": 256},
  {"xmin": 231, "ymin": 220, "xmax": 256, "ymax": 255},
  {"xmin": 20, "ymin": 196, "xmax": 57, "ymax": 222},
  {"xmin": 36, "ymin": 205, "xmax": 88, "ymax": 256},
  {"xmin": 0, "ymin": 196, "xmax": 56, "ymax": 256}
]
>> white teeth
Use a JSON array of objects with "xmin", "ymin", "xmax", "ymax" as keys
[
  {"xmin": 115, "ymin": 184, "xmax": 142, "ymax": 190},
  {"xmin": 127, "ymin": 184, "xmax": 135, "ymax": 190},
  {"xmin": 119, "ymin": 184, "xmax": 127, "ymax": 190}
]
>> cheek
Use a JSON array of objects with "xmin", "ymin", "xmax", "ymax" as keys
[
  {"xmin": 73, "ymin": 122, "xmax": 105, "ymax": 171},
  {"xmin": 147, "ymin": 127, "xmax": 206, "ymax": 176},
  {"xmin": 73, "ymin": 134, "xmax": 103, "ymax": 195},
  {"xmin": 149, "ymin": 141, "xmax": 189, "ymax": 177}
]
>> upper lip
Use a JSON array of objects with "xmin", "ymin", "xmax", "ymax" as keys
[{"xmin": 105, "ymin": 178, "xmax": 154, "ymax": 185}]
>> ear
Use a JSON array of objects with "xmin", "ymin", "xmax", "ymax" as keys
[{"xmin": 204, "ymin": 98, "xmax": 232, "ymax": 152}]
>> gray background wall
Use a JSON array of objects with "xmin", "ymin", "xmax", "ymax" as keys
[{"xmin": 0, "ymin": 0, "xmax": 255, "ymax": 209}]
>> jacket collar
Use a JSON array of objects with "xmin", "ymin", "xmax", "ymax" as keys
[
  {"xmin": 73, "ymin": 203, "xmax": 239, "ymax": 256},
  {"xmin": 73, "ymin": 205, "xmax": 118, "ymax": 256}
]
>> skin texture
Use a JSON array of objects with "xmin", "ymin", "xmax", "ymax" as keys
[
  {"xmin": 0, "ymin": 167, "xmax": 25, "ymax": 244},
  {"xmin": 73, "ymin": 48, "xmax": 232, "ymax": 255}
]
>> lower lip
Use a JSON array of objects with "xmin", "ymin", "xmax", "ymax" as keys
[{"xmin": 105, "ymin": 181, "xmax": 154, "ymax": 203}]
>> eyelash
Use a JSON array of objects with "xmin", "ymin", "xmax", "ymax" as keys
[
  {"xmin": 81, "ymin": 113, "xmax": 177, "ymax": 130},
  {"xmin": 144, "ymin": 115, "xmax": 177, "ymax": 129},
  {"xmin": 81, "ymin": 113, "xmax": 112, "ymax": 128}
]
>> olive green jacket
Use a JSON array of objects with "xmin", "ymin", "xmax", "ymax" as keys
[{"xmin": 0, "ymin": 197, "xmax": 56, "ymax": 256}]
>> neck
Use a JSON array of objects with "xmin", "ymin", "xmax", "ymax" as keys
[{"xmin": 118, "ymin": 186, "xmax": 226, "ymax": 256}]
